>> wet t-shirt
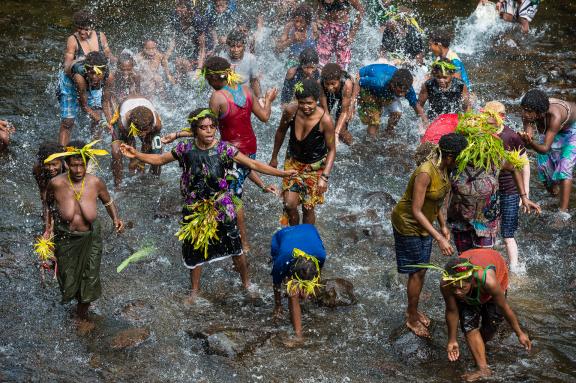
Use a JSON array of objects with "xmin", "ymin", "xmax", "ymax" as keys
[{"xmin": 498, "ymin": 126, "xmax": 525, "ymax": 195}]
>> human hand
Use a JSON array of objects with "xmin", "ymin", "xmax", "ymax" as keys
[
  {"xmin": 317, "ymin": 177, "xmax": 328, "ymax": 194},
  {"xmin": 0, "ymin": 120, "xmax": 15, "ymax": 133},
  {"xmin": 114, "ymin": 219, "xmax": 124, "ymax": 233},
  {"xmin": 119, "ymin": 143, "xmax": 138, "ymax": 159},
  {"xmin": 517, "ymin": 331, "xmax": 532, "ymax": 351},
  {"xmin": 441, "ymin": 225, "xmax": 451, "ymax": 242},
  {"xmin": 518, "ymin": 131, "xmax": 533, "ymax": 147},
  {"xmin": 438, "ymin": 237, "xmax": 454, "ymax": 257},
  {"xmin": 264, "ymin": 184, "xmax": 281, "ymax": 196},
  {"xmin": 520, "ymin": 197, "xmax": 541, "ymax": 215},
  {"xmin": 269, "ymin": 157, "xmax": 278, "ymax": 168},
  {"xmin": 265, "ymin": 88, "xmax": 278, "ymax": 103},
  {"xmin": 447, "ymin": 341, "xmax": 460, "ymax": 361},
  {"xmin": 161, "ymin": 132, "xmax": 177, "ymax": 144},
  {"xmin": 42, "ymin": 229, "xmax": 53, "ymax": 239},
  {"xmin": 88, "ymin": 109, "xmax": 102, "ymax": 123},
  {"xmin": 284, "ymin": 169, "xmax": 298, "ymax": 178}
]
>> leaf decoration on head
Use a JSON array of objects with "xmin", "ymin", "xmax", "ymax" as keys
[
  {"xmin": 285, "ymin": 248, "xmax": 323, "ymax": 297},
  {"xmin": 33, "ymin": 236, "xmax": 55, "ymax": 262},
  {"xmin": 408, "ymin": 261, "xmax": 483, "ymax": 287},
  {"xmin": 293, "ymin": 81, "xmax": 304, "ymax": 95},
  {"xmin": 382, "ymin": 6, "xmax": 424, "ymax": 33},
  {"xmin": 187, "ymin": 109, "xmax": 216, "ymax": 124},
  {"xmin": 431, "ymin": 60, "xmax": 457, "ymax": 76},
  {"xmin": 43, "ymin": 140, "xmax": 109, "ymax": 171},
  {"xmin": 200, "ymin": 68, "xmax": 244, "ymax": 87},
  {"xmin": 85, "ymin": 64, "xmax": 107, "ymax": 76},
  {"xmin": 128, "ymin": 122, "xmax": 141, "ymax": 137}
]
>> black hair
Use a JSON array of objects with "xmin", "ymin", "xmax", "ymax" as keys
[
  {"xmin": 226, "ymin": 30, "xmax": 246, "ymax": 46},
  {"xmin": 37, "ymin": 141, "xmax": 63, "ymax": 163},
  {"xmin": 187, "ymin": 108, "xmax": 218, "ymax": 134},
  {"xmin": 292, "ymin": 4, "xmax": 313, "ymax": 24},
  {"xmin": 73, "ymin": 10, "xmax": 94, "ymax": 28},
  {"xmin": 390, "ymin": 68, "xmax": 413, "ymax": 89},
  {"xmin": 128, "ymin": 106, "xmax": 155, "ymax": 131},
  {"xmin": 299, "ymin": 47, "xmax": 319, "ymax": 66},
  {"xmin": 290, "ymin": 257, "xmax": 318, "ymax": 281},
  {"xmin": 444, "ymin": 257, "xmax": 473, "ymax": 277},
  {"xmin": 118, "ymin": 53, "xmax": 135, "ymax": 65},
  {"xmin": 295, "ymin": 79, "xmax": 320, "ymax": 100},
  {"xmin": 429, "ymin": 29, "xmax": 453, "ymax": 47},
  {"xmin": 438, "ymin": 133, "xmax": 468, "ymax": 158},
  {"xmin": 431, "ymin": 58, "xmax": 456, "ymax": 75},
  {"xmin": 321, "ymin": 63, "xmax": 342, "ymax": 82},
  {"xmin": 84, "ymin": 51, "xmax": 108, "ymax": 68},
  {"xmin": 520, "ymin": 89, "xmax": 549, "ymax": 114},
  {"xmin": 65, "ymin": 140, "xmax": 89, "ymax": 163},
  {"xmin": 203, "ymin": 56, "xmax": 231, "ymax": 73}
]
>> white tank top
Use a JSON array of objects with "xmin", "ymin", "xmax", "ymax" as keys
[{"xmin": 120, "ymin": 98, "xmax": 157, "ymax": 127}]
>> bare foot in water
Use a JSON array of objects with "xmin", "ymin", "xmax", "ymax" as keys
[
  {"xmin": 406, "ymin": 316, "xmax": 430, "ymax": 338},
  {"xmin": 281, "ymin": 334, "xmax": 304, "ymax": 348},
  {"xmin": 75, "ymin": 319, "xmax": 96, "ymax": 336},
  {"xmin": 417, "ymin": 311, "xmax": 431, "ymax": 327},
  {"xmin": 546, "ymin": 183, "xmax": 560, "ymax": 196},
  {"xmin": 183, "ymin": 290, "xmax": 199, "ymax": 305},
  {"xmin": 462, "ymin": 367, "xmax": 492, "ymax": 382}
]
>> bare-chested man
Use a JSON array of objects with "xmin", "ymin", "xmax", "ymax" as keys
[{"xmin": 44, "ymin": 140, "xmax": 123, "ymax": 328}]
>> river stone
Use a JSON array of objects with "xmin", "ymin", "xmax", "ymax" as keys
[
  {"xmin": 110, "ymin": 327, "xmax": 150, "ymax": 349},
  {"xmin": 317, "ymin": 278, "xmax": 357, "ymax": 307},
  {"xmin": 119, "ymin": 299, "xmax": 154, "ymax": 323},
  {"xmin": 391, "ymin": 330, "xmax": 433, "ymax": 361},
  {"xmin": 206, "ymin": 332, "xmax": 241, "ymax": 358},
  {"xmin": 188, "ymin": 325, "xmax": 274, "ymax": 358}
]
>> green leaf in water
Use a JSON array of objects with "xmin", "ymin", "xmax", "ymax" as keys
[{"xmin": 117, "ymin": 246, "xmax": 156, "ymax": 273}]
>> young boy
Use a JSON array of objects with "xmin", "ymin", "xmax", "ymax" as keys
[
  {"xmin": 223, "ymin": 30, "xmax": 263, "ymax": 103},
  {"xmin": 418, "ymin": 59, "xmax": 471, "ymax": 122},
  {"xmin": 429, "ymin": 29, "xmax": 471, "ymax": 90},
  {"xmin": 280, "ymin": 47, "xmax": 321, "ymax": 109},
  {"xmin": 275, "ymin": 4, "xmax": 318, "ymax": 67},
  {"xmin": 271, "ymin": 224, "xmax": 326, "ymax": 344},
  {"xmin": 135, "ymin": 38, "xmax": 175, "ymax": 99},
  {"xmin": 355, "ymin": 64, "xmax": 427, "ymax": 137},
  {"xmin": 270, "ymin": 79, "xmax": 336, "ymax": 226},
  {"xmin": 43, "ymin": 140, "xmax": 123, "ymax": 329},
  {"xmin": 112, "ymin": 53, "xmax": 141, "ymax": 104},
  {"xmin": 440, "ymin": 250, "xmax": 531, "ymax": 382},
  {"xmin": 319, "ymin": 63, "xmax": 355, "ymax": 145}
]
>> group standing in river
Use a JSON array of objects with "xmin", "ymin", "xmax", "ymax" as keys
[{"xmin": 15, "ymin": 1, "xmax": 574, "ymax": 381}]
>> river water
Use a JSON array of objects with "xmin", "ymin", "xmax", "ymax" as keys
[{"xmin": 1, "ymin": 0, "xmax": 575, "ymax": 381}]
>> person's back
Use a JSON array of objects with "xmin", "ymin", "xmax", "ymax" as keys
[
  {"xmin": 458, "ymin": 248, "xmax": 509, "ymax": 304},
  {"xmin": 359, "ymin": 63, "xmax": 398, "ymax": 96},
  {"xmin": 218, "ymin": 84, "xmax": 256, "ymax": 155}
]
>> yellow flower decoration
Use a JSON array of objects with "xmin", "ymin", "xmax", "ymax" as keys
[
  {"xmin": 200, "ymin": 67, "xmax": 244, "ymax": 86},
  {"xmin": 85, "ymin": 64, "xmax": 107, "ymax": 76},
  {"xmin": 128, "ymin": 122, "xmax": 141, "ymax": 137},
  {"xmin": 293, "ymin": 81, "xmax": 304, "ymax": 94},
  {"xmin": 34, "ymin": 236, "xmax": 55, "ymax": 262},
  {"xmin": 43, "ymin": 140, "xmax": 109, "ymax": 171},
  {"xmin": 285, "ymin": 248, "xmax": 323, "ymax": 297},
  {"xmin": 383, "ymin": 9, "xmax": 424, "ymax": 33}
]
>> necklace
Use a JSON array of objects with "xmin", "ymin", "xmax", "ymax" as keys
[{"xmin": 67, "ymin": 171, "xmax": 85, "ymax": 201}]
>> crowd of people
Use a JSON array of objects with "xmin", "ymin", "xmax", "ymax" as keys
[{"xmin": 10, "ymin": 1, "xmax": 574, "ymax": 381}]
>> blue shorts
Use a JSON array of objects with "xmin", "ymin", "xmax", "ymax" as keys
[
  {"xmin": 57, "ymin": 70, "xmax": 102, "ymax": 120},
  {"xmin": 227, "ymin": 153, "xmax": 255, "ymax": 198},
  {"xmin": 393, "ymin": 228, "xmax": 433, "ymax": 274},
  {"xmin": 500, "ymin": 193, "xmax": 520, "ymax": 238}
]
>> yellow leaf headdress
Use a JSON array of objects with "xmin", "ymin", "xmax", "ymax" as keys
[
  {"xmin": 383, "ymin": 7, "xmax": 424, "ymax": 33},
  {"xmin": 85, "ymin": 64, "xmax": 107, "ymax": 76},
  {"xmin": 293, "ymin": 81, "xmax": 304, "ymax": 95},
  {"xmin": 409, "ymin": 261, "xmax": 483, "ymax": 288},
  {"xmin": 43, "ymin": 140, "xmax": 109, "ymax": 170},
  {"xmin": 128, "ymin": 122, "xmax": 141, "ymax": 137},
  {"xmin": 285, "ymin": 248, "xmax": 323, "ymax": 296},
  {"xmin": 200, "ymin": 67, "xmax": 244, "ymax": 87}
]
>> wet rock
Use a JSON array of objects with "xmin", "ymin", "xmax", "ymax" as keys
[
  {"xmin": 361, "ymin": 191, "xmax": 397, "ymax": 210},
  {"xmin": 206, "ymin": 332, "xmax": 240, "ymax": 358},
  {"xmin": 110, "ymin": 327, "xmax": 150, "ymax": 349},
  {"xmin": 317, "ymin": 278, "xmax": 357, "ymax": 307},
  {"xmin": 566, "ymin": 69, "xmax": 576, "ymax": 80},
  {"xmin": 390, "ymin": 329, "xmax": 433, "ymax": 361},
  {"xmin": 119, "ymin": 299, "xmax": 154, "ymax": 323},
  {"xmin": 188, "ymin": 325, "xmax": 274, "ymax": 358}
]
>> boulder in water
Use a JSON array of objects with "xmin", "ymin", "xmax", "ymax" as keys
[
  {"xmin": 188, "ymin": 325, "xmax": 274, "ymax": 358},
  {"xmin": 317, "ymin": 278, "xmax": 357, "ymax": 307}
]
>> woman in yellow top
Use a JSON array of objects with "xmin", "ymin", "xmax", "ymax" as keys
[{"xmin": 391, "ymin": 133, "xmax": 468, "ymax": 338}]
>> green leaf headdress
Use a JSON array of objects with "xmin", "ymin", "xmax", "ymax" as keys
[
  {"xmin": 285, "ymin": 248, "xmax": 323, "ymax": 297},
  {"xmin": 182, "ymin": 109, "xmax": 216, "ymax": 132},
  {"xmin": 43, "ymin": 140, "xmax": 109, "ymax": 170},
  {"xmin": 293, "ymin": 81, "xmax": 304, "ymax": 95},
  {"xmin": 382, "ymin": 6, "xmax": 424, "ymax": 33},
  {"xmin": 431, "ymin": 60, "xmax": 457, "ymax": 76},
  {"xmin": 409, "ymin": 261, "xmax": 483, "ymax": 287}
]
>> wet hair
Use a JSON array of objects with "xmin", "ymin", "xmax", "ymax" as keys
[
  {"xmin": 118, "ymin": 53, "xmax": 135, "ymax": 66},
  {"xmin": 292, "ymin": 4, "xmax": 313, "ymax": 24},
  {"xmin": 73, "ymin": 10, "xmax": 94, "ymax": 29},
  {"xmin": 65, "ymin": 140, "xmax": 89, "ymax": 163},
  {"xmin": 290, "ymin": 257, "xmax": 318, "ymax": 281},
  {"xmin": 431, "ymin": 58, "xmax": 456, "ymax": 75},
  {"xmin": 429, "ymin": 29, "xmax": 453, "ymax": 47},
  {"xmin": 84, "ymin": 51, "xmax": 108, "ymax": 68},
  {"xmin": 299, "ymin": 47, "xmax": 319, "ymax": 66},
  {"xmin": 187, "ymin": 108, "xmax": 218, "ymax": 134},
  {"xmin": 37, "ymin": 142, "xmax": 63, "ymax": 164},
  {"xmin": 128, "ymin": 106, "xmax": 154, "ymax": 131},
  {"xmin": 203, "ymin": 56, "xmax": 231, "ymax": 73},
  {"xmin": 520, "ymin": 89, "xmax": 550, "ymax": 114},
  {"xmin": 295, "ymin": 79, "xmax": 320, "ymax": 100},
  {"xmin": 444, "ymin": 257, "xmax": 473, "ymax": 278},
  {"xmin": 321, "ymin": 63, "xmax": 343, "ymax": 82},
  {"xmin": 390, "ymin": 69, "xmax": 413, "ymax": 89},
  {"xmin": 438, "ymin": 133, "xmax": 468, "ymax": 158},
  {"xmin": 226, "ymin": 30, "xmax": 246, "ymax": 46}
]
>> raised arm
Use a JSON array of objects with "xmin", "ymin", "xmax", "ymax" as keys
[
  {"xmin": 100, "ymin": 32, "xmax": 116, "ymax": 63},
  {"xmin": 252, "ymin": 87, "xmax": 278, "ymax": 122},
  {"xmin": 275, "ymin": 23, "xmax": 293, "ymax": 53},
  {"xmin": 120, "ymin": 143, "xmax": 177, "ymax": 166},
  {"xmin": 233, "ymin": 151, "xmax": 295, "ymax": 178}
]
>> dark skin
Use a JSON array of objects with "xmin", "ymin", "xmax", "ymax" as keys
[
  {"xmin": 226, "ymin": 41, "xmax": 262, "ymax": 99},
  {"xmin": 120, "ymin": 119, "xmax": 296, "ymax": 303},
  {"xmin": 33, "ymin": 158, "xmax": 64, "ymax": 216},
  {"xmin": 163, "ymin": 75, "xmax": 279, "ymax": 253},
  {"xmin": 519, "ymin": 98, "xmax": 576, "ymax": 211},
  {"xmin": 281, "ymin": 64, "xmax": 319, "ymax": 109},
  {"xmin": 44, "ymin": 156, "xmax": 123, "ymax": 320},
  {"xmin": 417, "ymin": 72, "xmax": 472, "ymax": 127},
  {"xmin": 428, "ymin": 41, "xmax": 465, "ymax": 84},
  {"xmin": 273, "ymin": 282, "xmax": 318, "ymax": 345},
  {"xmin": 319, "ymin": 76, "xmax": 355, "ymax": 145},
  {"xmin": 316, "ymin": 0, "xmax": 365, "ymax": 42},
  {"xmin": 270, "ymin": 98, "xmax": 336, "ymax": 225},
  {"xmin": 441, "ymin": 268, "xmax": 531, "ymax": 382},
  {"xmin": 275, "ymin": 16, "xmax": 319, "ymax": 54}
]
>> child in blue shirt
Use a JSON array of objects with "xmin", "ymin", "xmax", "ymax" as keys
[{"xmin": 428, "ymin": 29, "xmax": 471, "ymax": 90}]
